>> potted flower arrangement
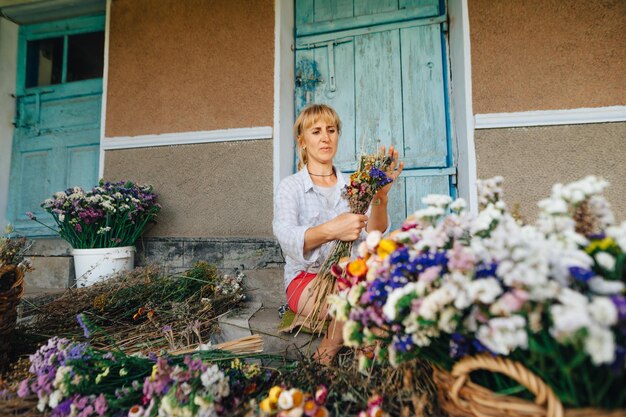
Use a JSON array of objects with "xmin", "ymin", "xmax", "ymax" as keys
[
  {"xmin": 0, "ymin": 224, "xmax": 32, "ymax": 337},
  {"xmin": 28, "ymin": 180, "xmax": 160, "ymax": 287},
  {"xmin": 329, "ymin": 176, "xmax": 626, "ymax": 415}
]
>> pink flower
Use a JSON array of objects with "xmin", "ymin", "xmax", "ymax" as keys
[
  {"xmin": 314, "ymin": 385, "xmax": 328, "ymax": 405},
  {"xmin": 94, "ymin": 394, "xmax": 107, "ymax": 416},
  {"xmin": 17, "ymin": 380, "xmax": 30, "ymax": 397},
  {"xmin": 447, "ymin": 242, "xmax": 476, "ymax": 272},
  {"xmin": 418, "ymin": 266, "xmax": 442, "ymax": 284}
]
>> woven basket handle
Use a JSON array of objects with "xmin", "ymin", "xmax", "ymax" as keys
[{"xmin": 450, "ymin": 354, "xmax": 564, "ymax": 417}]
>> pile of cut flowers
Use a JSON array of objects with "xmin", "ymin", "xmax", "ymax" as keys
[
  {"xmin": 330, "ymin": 176, "xmax": 626, "ymax": 409},
  {"xmin": 11, "ymin": 334, "xmax": 275, "ymax": 417}
]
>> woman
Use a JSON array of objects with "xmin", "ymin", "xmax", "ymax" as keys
[{"xmin": 273, "ymin": 104, "xmax": 403, "ymax": 364}]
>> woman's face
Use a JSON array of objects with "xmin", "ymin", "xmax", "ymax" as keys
[{"xmin": 300, "ymin": 119, "xmax": 339, "ymax": 166}]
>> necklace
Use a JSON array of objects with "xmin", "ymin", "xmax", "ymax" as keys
[{"xmin": 308, "ymin": 170, "xmax": 335, "ymax": 177}]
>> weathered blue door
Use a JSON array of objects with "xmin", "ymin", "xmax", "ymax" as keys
[
  {"xmin": 295, "ymin": 0, "xmax": 454, "ymax": 229},
  {"xmin": 7, "ymin": 15, "xmax": 104, "ymax": 235}
]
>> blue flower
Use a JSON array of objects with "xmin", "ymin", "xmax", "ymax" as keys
[
  {"xmin": 369, "ymin": 167, "xmax": 392, "ymax": 186},
  {"xmin": 393, "ymin": 334, "xmax": 414, "ymax": 353},
  {"xmin": 390, "ymin": 247, "xmax": 410, "ymax": 264},
  {"xmin": 475, "ymin": 262, "xmax": 498, "ymax": 279},
  {"xmin": 569, "ymin": 266, "xmax": 594, "ymax": 282}
]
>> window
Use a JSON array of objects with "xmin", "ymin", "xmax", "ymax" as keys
[{"xmin": 24, "ymin": 31, "xmax": 104, "ymax": 89}]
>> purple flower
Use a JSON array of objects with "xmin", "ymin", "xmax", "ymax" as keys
[
  {"xmin": 26, "ymin": 211, "xmax": 37, "ymax": 220},
  {"xmin": 611, "ymin": 295, "xmax": 626, "ymax": 320},
  {"xmin": 53, "ymin": 397, "xmax": 74, "ymax": 417},
  {"xmin": 76, "ymin": 314, "xmax": 90, "ymax": 339}
]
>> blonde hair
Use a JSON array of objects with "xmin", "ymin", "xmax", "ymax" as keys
[{"xmin": 293, "ymin": 104, "xmax": 342, "ymax": 170}]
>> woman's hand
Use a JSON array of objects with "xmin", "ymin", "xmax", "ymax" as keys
[
  {"xmin": 374, "ymin": 145, "xmax": 404, "ymax": 202},
  {"xmin": 303, "ymin": 213, "xmax": 368, "ymax": 253},
  {"xmin": 327, "ymin": 213, "xmax": 369, "ymax": 241}
]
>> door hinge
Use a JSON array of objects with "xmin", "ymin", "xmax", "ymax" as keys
[{"xmin": 451, "ymin": 169, "xmax": 458, "ymax": 185}]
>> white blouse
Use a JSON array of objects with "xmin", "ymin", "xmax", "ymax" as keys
[{"xmin": 273, "ymin": 165, "xmax": 373, "ymax": 290}]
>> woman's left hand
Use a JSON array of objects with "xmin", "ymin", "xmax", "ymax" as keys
[{"xmin": 374, "ymin": 145, "xmax": 404, "ymax": 201}]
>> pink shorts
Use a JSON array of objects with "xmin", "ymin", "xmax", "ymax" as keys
[{"xmin": 286, "ymin": 271, "xmax": 317, "ymax": 312}]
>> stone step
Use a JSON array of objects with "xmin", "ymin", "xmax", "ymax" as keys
[
  {"xmin": 242, "ymin": 268, "xmax": 286, "ymax": 307},
  {"xmin": 216, "ymin": 302, "xmax": 321, "ymax": 360}
]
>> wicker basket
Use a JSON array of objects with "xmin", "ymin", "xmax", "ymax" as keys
[
  {"xmin": 0, "ymin": 264, "xmax": 25, "ymax": 335},
  {"xmin": 432, "ymin": 354, "xmax": 626, "ymax": 417}
]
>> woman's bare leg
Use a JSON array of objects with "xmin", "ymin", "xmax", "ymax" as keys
[{"xmin": 296, "ymin": 277, "xmax": 344, "ymax": 365}]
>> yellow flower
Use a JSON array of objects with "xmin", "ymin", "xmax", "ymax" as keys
[
  {"xmin": 586, "ymin": 237, "xmax": 616, "ymax": 253},
  {"xmin": 377, "ymin": 239, "xmax": 397, "ymax": 259},
  {"xmin": 269, "ymin": 385, "xmax": 283, "ymax": 404},
  {"xmin": 150, "ymin": 364, "xmax": 158, "ymax": 380},
  {"xmin": 260, "ymin": 398, "xmax": 275, "ymax": 413},
  {"xmin": 347, "ymin": 259, "xmax": 367, "ymax": 277}
]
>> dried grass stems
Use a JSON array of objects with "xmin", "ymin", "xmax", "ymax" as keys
[
  {"xmin": 19, "ymin": 262, "xmax": 245, "ymax": 355},
  {"xmin": 277, "ymin": 352, "xmax": 441, "ymax": 417}
]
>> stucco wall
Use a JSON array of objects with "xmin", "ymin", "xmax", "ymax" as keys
[
  {"xmin": 0, "ymin": 18, "xmax": 18, "ymax": 228},
  {"xmin": 103, "ymin": 140, "xmax": 273, "ymax": 237},
  {"xmin": 105, "ymin": 0, "xmax": 274, "ymax": 137},
  {"xmin": 469, "ymin": 0, "xmax": 626, "ymax": 113},
  {"xmin": 475, "ymin": 123, "xmax": 626, "ymax": 222}
]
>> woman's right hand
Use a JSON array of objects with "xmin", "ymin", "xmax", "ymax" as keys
[{"xmin": 325, "ymin": 213, "xmax": 368, "ymax": 242}]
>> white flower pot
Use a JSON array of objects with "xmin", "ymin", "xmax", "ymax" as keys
[{"xmin": 72, "ymin": 246, "xmax": 135, "ymax": 287}]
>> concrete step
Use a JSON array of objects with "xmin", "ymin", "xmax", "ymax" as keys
[
  {"xmin": 216, "ymin": 302, "xmax": 321, "ymax": 359},
  {"xmin": 242, "ymin": 268, "xmax": 286, "ymax": 307},
  {"xmin": 249, "ymin": 305, "xmax": 321, "ymax": 358}
]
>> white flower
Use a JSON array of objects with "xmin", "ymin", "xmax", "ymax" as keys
[
  {"xmin": 48, "ymin": 389, "xmax": 63, "ymax": 409},
  {"xmin": 348, "ymin": 284, "xmax": 365, "ymax": 306},
  {"xmin": 327, "ymin": 294, "xmax": 349, "ymax": 321},
  {"xmin": 477, "ymin": 316, "xmax": 528, "ymax": 355},
  {"xmin": 449, "ymin": 198, "xmax": 467, "ymax": 213},
  {"xmin": 366, "ymin": 230, "xmax": 382, "ymax": 251},
  {"xmin": 466, "ymin": 278, "xmax": 502, "ymax": 304},
  {"xmin": 419, "ymin": 286, "xmax": 456, "ymax": 320},
  {"xmin": 37, "ymin": 395, "xmax": 48, "ymax": 412},
  {"xmin": 550, "ymin": 303, "xmax": 591, "ymax": 340},
  {"xmin": 588, "ymin": 277, "xmax": 625, "ymax": 295},
  {"xmin": 595, "ymin": 252, "xmax": 616, "ymax": 271},
  {"xmin": 357, "ymin": 241, "xmax": 369, "ymax": 258},
  {"xmin": 128, "ymin": 405, "xmax": 144, "ymax": 417},
  {"xmin": 342, "ymin": 320, "xmax": 362, "ymax": 347},
  {"xmin": 383, "ymin": 282, "xmax": 426, "ymax": 321},
  {"xmin": 438, "ymin": 307, "xmax": 458, "ymax": 333},
  {"xmin": 607, "ymin": 221, "xmax": 626, "ymax": 252},
  {"xmin": 538, "ymin": 197, "xmax": 568, "ymax": 215},
  {"xmin": 422, "ymin": 194, "xmax": 452, "ymax": 208},
  {"xmin": 589, "ymin": 297, "xmax": 618, "ymax": 326},
  {"xmin": 277, "ymin": 389, "xmax": 294, "ymax": 409},
  {"xmin": 584, "ymin": 327, "xmax": 615, "ymax": 365},
  {"xmin": 413, "ymin": 206, "xmax": 445, "ymax": 220}
]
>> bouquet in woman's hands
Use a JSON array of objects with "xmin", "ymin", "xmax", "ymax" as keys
[{"xmin": 304, "ymin": 153, "xmax": 395, "ymax": 331}]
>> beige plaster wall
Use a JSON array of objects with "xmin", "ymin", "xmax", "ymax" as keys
[
  {"xmin": 475, "ymin": 123, "xmax": 626, "ymax": 222},
  {"xmin": 105, "ymin": 0, "xmax": 274, "ymax": 137},
  {"xmin": 469, "ymin": 0, "xmax": 626, "ymax": 113},
  {"xmin": 103, "ymin": 140, "xmax": 273, "ymax": 237}
]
